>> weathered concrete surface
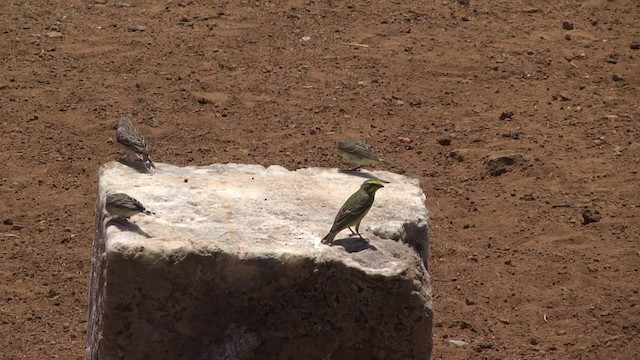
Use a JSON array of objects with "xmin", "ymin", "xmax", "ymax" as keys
[{"xmin": 88, "ymin": 162, "xmax": 432, "ymax": 360}]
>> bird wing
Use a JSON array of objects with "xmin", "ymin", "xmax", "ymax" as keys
[
  {"xmin": 331, "ymin": 194, "xmax": 373, "ymax": 231},
  {"xmin": 338, "ymin": 139, "xmax": 380, "ymax": 159},
  {"xmin": 116, "ymin": 118, "xmax": 149, "ymax": 154}
]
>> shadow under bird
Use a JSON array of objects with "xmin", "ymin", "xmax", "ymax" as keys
[
  {"xmin": 337, "ymin": 138, "xmax": 386, "ymax": 171},
  {"xmin": 322, "ymin": 179, "xmax": 384, "ymax": 244},
  {"xmin": 116, "ymin": 116, "xmax": 155, "ymax": 170},
  {"xmin": 105, "ymin": 193, "xmax": 154, "ymax": 220}
]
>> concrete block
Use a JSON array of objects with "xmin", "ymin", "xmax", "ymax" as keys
[{"xmin": 87, "ymin": 162, "xmax": 432, "ymax": 360}]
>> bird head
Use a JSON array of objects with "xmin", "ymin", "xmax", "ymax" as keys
[{"xmin": 361, "ymin": 179, "xmax": 384, "ymax": 194}]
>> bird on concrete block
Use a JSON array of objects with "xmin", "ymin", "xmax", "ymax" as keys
[
  {"xmin": 337, "ymin": 138, "xmax": 387, "ymax": 171},
  {"xmin": 116, "ymin": 116, "xmax": 156, "ymax": 170},
  {"xmin": 105, "ymin": 193, "xmax": 154, "ymax": 220},
  {"xmin": 322, "ymin": 179, "xmax": 384, "ymax": 244}
]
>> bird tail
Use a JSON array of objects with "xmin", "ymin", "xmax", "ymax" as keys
[
  {"xmin": 143, "ymin": 154, "xmax": 155, "ymax": 169},
  {"xmin": 322, "ymin": 230, "xmax": 338, "ymax": 244}
]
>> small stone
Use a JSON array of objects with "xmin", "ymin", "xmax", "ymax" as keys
[
  {"xmin": 477, "ymin": 342, "xmax": 494, "ymax": 349},
  {"xmin": 565, "ymin": 34, "xmax": 572, "ymax": 41},
  {"xmin": 127, "ymin": 24, "xmax": 147, "ymax": 32},
  {"xmin": 3, "ymin": 218, "xmax": 13, "ymax": 225},
  {"xmin": 449, "ymin": 150, "xmax": 464, "ymax": 162},
  {"xmin": 499, "ymin": 111, "xmax": 514, "ymax": 120},
  {"xmin": 11, "ymin": 224, "xmax": 24, "ymax": 231},
  {"xmin": 397, "ymin": 137, "xmax": 412, "ymax": 144},
  {"xmin": 465, "ymin": 298, "xmax": 476, "ymax": 305},
  {"xmin": 447, "ymin": 339, "xmax": 469, "ymax": 347},
  {"xmin": 612, "ymin": 74, "xmax": 624, "ymax": 81},
  {"xmin": 461, "ymin": 16, "xmax": 470, "ymax": 22},
  {"xmin": 458, "ymin": 0, "xmax": 469, "ymax": 5},
  {"xmin": 499, "ymin": 318, "xmax": 511, "ymax": 324},
  {"xmin": 44, "ymin": 31, "xmax": 63, "ymax": 38},
  {"xmin": 529, "ymin": 338, "xmax": 539, "ymax": 345},
  {"xmin": 582, "ymin": 208, "xmax": 601, "ymax": 225},
  {"xmin": 62, "ymin": 323, "xmax": 71, "ymax": 329},
  {"xmin": 485, "ymin": 153, "xmax": 524, "ymax": 177},
  {"xmin": 630, "ymin": 42, "xmax": 640, "ymax": 50},
  {"xmin": 263, "ymin": 65, "xmax": 273, "ymax": 73},
  {"xmin": 604, "ymin": 56, "xmax": 618, "ymax": 64},
  {"xmin": 559, "ymin": 94, "xmax": 571, "ymax": 101},
  {"xmin": 562, "ymin": 21, "xmax": 574, "ymax": 30},
  {"xmin": 437, "ymin": 138, "xmax": 451, "ymax": 146}
]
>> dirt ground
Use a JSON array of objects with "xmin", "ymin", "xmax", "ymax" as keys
[{"xmin": 1, "ymin": 0, "xmax": 638, "ymax": 359}]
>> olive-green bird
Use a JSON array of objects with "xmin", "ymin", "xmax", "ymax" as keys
[
  {"xmin": 337, "ymin": 138, "xmax": 386, "ymax": 171},
  {"xmin": 322, "ymin": 179, "xmax": 384, "ymax": 244}
]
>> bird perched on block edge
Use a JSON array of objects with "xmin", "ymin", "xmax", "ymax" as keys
[
  {"xmin": 116, "ymin": 116, "xmax": 155, "ymax": 170},
  {"xmin": 105, "ymin": 193, "xmax": 154, "ymax": 220},
  {"xmin": 337, "ymin": 138, "xmax": 386, "ymax": 171},
  {"xmin": 322, "ymin": 179, "xmax": 384, "ymax": 244}
]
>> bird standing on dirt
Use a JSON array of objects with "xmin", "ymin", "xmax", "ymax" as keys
[
  {"xmin": 337, "ymin": 138, "xmax": 386, "ymax": 171},
  {"xmin": 116, "ymin": 116, "xmax": 155, "ymax": 170},
  {"xmin": 322, "ymin": 179, "xmax": 384, "ymax": 244},
  {"xmin": 105, "ymin": 193, "xmax": 154, "ymax": 220}
]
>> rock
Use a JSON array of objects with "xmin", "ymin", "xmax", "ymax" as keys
[
  {"xmin": 458, "ymin": 0, "xmax": 469, "ymax": 5},
  {"xmin": 447, "ymin": 339, "xmax": 469, "ymax": 347},
  {"xmin": 604, "ymin": 56, "xmax": 618, "ymax": 64},
  {"xmin": 44, "ymin": 31, "xmax": 63, "ymax": 38},
  {"xmin": 484, "ymin": 154, "xmax": 524, "ymax": 177},
  {"xmin": 630, "ymin": 42, "xmax": 640, "ymax": 50},
  {"xmin": 612, "ymin": 74, "xmax": 624, "ymax": 81},
  {"xmin": 499, "ymin": 111, "xmax": 514, "ymax": 120},
  {"xmin": 88, "ymin": 162, "xmax": 433, "ymax": 360},
  {"xmin": 582, "ymin": 208, "xmax": 601, "ymax": 225},
  {"xmin": 465, "ymin": 298, "xmax": 476, "ymax": 305},
  {"xmin": 127, "ymin": 24, "xmax": 147, "ymax": 32},
  {"xmin": 3, "ymin": 218, "xmax": 13, "ymax": 225},
  {"xmin": 562, "ymin": 21, "xmax": 574, "ymax": 30},
  {"xmin": 558, "ymin": 94, "xmax": 572, "ymax": 101},
  {"xmin": 449, "ymin": 150, "xmax": 465, "ymax": 162},
  {"xmin": 437, "ymin": 138, "xmax": 451, "ymax": 146}
]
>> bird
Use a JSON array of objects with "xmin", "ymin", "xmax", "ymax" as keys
[
  {"xmin": 105, "ymin": 193, "xmax": 154, "ymax": 220},
  {"xmin": 116, "ymin": 116, "xmax": 155, "ymax": 170},
  {"xmin": 322, "ymin": 179, "xmax": 384, "ymax": 244},
  {"xmin": 337, "ymin": 138, "xmax": 386, "ymax": 171}
]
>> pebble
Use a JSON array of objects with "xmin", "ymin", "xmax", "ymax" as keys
[
  {"xmin": 465, "ymin": 298, "xmax": 476, "ymax": 305},
  {"xmin": 44, "ymin": 31, "xmax": 63, "ymax": 38},
  {"xmin": 447, "ymin": 339, "xmax": 469, "ymax": 347},
  {"xmin": 397, "ymin": 137, "xmax": 412, "ymax": 144},
  {"xmin": 562, "ymin": 21, "xmax": 574, "ymax": 30},
  {"xmin": 3, "ymin": 218, "xmax": 13, "ymax": 225},
  {"xmin": 499, "ymin": 111, "xmax": 514, "ymax": 120},
  {"xmin": 437, "ymin": 138, "xmax": 451, "ymax": 146},
  {"xmin": 630, "ymin": 42, "xmax": 640, "ymax": 50},
  {"xmin": 582, "ymin": 208, "xmax": 601, "ymax": 225},
  {"xmin": 127, "ymin": 24, "xmax": 147, "ymax": 32},
  {"xmin": 612, "ymin": 74, "xmax": 624, "ymax": 81}
]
